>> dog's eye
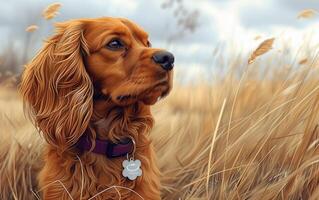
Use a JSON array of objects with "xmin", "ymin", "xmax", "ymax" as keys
[
  {"xmin": 106, "ymin": 39, "xmax": 125, "ymax": 50},
  {"xmin": 147, "ymin": 41, "xmax": 152, "ymax": 47}
]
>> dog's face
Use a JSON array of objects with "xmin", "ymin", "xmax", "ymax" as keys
[
  {"xmin": 84, "ymin": 18, "xmax": 174, "ymax": 105},
  {"xmin": 20, "ymin": 17, "xmax": 174, "ymax": 149}
]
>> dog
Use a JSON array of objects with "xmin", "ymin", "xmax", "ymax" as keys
[{"xmin": 20, "ymin": 17, "xmax": 174, "ymax": 200}]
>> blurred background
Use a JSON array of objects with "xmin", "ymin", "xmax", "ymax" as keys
[{"xmin": 0, "ymin": 0, "xmax": 318, "ymax": 84}]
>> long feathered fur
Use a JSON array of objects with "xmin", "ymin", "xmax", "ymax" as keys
[
  {"xmin": 19, "ymin": 19, "xmax": 162, "ymax": 199},
  {"xmin": 20, "ymin": 21, "xmax": 93, "ymax": 151}
]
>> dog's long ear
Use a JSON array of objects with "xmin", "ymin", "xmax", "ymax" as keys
[{"xmin": 20, "ymin": 21, "xmax": 93, "ymax": 151}]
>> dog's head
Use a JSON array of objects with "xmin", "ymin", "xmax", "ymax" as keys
[
  {"xmin": 85, "ymin": 18, "xmax": 174, "ymax": 105},
  {"xmin": 20, "ymin": 17, "xmax": 174, "ymax": 150}
]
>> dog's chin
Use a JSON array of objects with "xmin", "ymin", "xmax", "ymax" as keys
[
  {"xmin": 141, "ymin": 85, "xmax": 170, "ymax": 105},
  {"xmin": 110, "ymin": 83, "xmax": 170, "ymax": 106}
]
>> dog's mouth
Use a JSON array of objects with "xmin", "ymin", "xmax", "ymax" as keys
[
  {"xmin": 140, "ymin": 81, "xmax": 170, "ymax": 105},
  {"xmin": 111, "ymin": 80, "xmax": 171, "ymax": 106}
]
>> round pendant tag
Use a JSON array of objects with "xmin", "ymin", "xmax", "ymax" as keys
[{"xmin": 122, "ymin": 159, "xmax": 142, "ymax": 180}]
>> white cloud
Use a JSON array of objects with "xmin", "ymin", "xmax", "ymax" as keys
[
  {"xmin": 187, "ymin": 0, "xmax": 319, "ymax": 56},
  {"xmin": 105, "ymin": 0, "xmax": 138, "ymax": 13}
]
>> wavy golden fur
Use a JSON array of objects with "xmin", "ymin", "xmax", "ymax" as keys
[{"xmin": 20, "ymin": 17, "xmax": 173, "ymax": 199}]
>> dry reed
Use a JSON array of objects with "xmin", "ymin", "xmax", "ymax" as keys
[
  {"xmin": 248, "ymin": 38, "xmax": 275, "ymax": 64},
  {"xmin": 42, "ymin": 3, "xmax": 61, "ymax": 20},
  {"xmin": 25, "ymin": 25, "xmax": 38, "ymax": 33},
  {"xmin": 297, "ymin": 9, "xmax": 318, "ymax": 19}
]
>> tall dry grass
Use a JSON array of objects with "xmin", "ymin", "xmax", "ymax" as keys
[{"xmin": 1, "ymin": 44, "xmax": 319, "ymax": 199}]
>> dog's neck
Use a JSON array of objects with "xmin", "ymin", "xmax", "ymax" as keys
[{"xmin": 88, "ymin": 99, "xmax": 154, "ymax": 142}]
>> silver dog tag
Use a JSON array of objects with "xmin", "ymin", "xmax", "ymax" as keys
[{"xmin": 122, "ymin": 158, "xmax": 142, "ymax": 181}]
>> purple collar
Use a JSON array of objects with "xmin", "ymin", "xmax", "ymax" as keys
[{"xmin": 77, "ymin": 136, "xmax": 134, "ymax": 158}]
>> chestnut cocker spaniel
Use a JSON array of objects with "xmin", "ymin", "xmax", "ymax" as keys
[{"xmin": 20, "ymin": 17, "xmax": 174, "ymax": 200}]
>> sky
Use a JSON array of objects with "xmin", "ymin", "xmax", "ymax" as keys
[{"xmin": 0, "ymin": 0, "xmax": 318, "ymax": 78}]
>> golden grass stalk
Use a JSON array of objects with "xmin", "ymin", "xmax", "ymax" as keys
[
  {"xmin": 206, "ymin": 98, "xmax": 227, "ymax": 198},
  {"xmin": 42, "ymin": 3, "xmax": 62, "ymax": 20},
  {"xmin": 25, "ymin": 25, "xmax": 38, "ymax": 32},
  {"xmin": 248, "ymin": 38, "xmax": 275, "ymax": 64},
  {"xmin": 297, "ymin": 9, "xmax": 318, "ymax": 19},
  {"xmin": 254, "ymin": 35, "xmax": 261, "ymax": 40},
  {"xmin": 299, "ymin": 58, "xmax": 308, "ymax": 65}
]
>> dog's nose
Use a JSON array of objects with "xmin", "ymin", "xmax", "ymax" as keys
[{"xmin": 152, "ymin": 51, "xmax": 174, "ymax": 71}]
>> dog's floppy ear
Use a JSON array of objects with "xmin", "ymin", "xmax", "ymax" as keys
[{"xmin": 20, "ymin": 21, "xmax": 93, "ymax": 151}]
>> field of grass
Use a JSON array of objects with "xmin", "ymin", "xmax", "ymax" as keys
[{"xmin": 1, "ymin": 44, "xmax": 319, "ymax": 199}]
